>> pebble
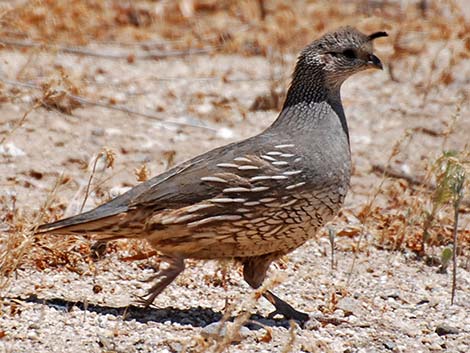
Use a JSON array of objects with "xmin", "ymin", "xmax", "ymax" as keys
[
  {"xmin": 337, "ymin": 297, "xmax": 363, "ymax": 317},
  {"xmin": 0, "ymin": 142, "xmax": 26, "ymax": 157},
  {"xmin": 435, "ymin": 325, "xmax": 459, "ymax": 336},
  {"xmin": 217, "ymin": 127, "xmax": 235, "ymax": 139},
  {"xmin": 195, "ymin": 102, "xmax": 213, "ymax": 114},
  {"xmin": 26, "ymin": 331, "xmax": 39, "ymax": 340},
  {"xmin": 428, "ymin": 343, "xmax": 444, "ymax": 351},
  {"xmin": 201, "ymin": 322, "xmax": 250, "ymax": 343},
  {"xmin": 91, "ymin": 127, "xmax": 105, "ymax": 136},
  {"xmin": 383, "ymin": 340, "xmax": 396, "ymax": 350}
]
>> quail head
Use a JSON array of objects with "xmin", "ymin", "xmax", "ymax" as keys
[{"xmin": 37, "ymin": 26, "xmax": 387, "ymax": 321}]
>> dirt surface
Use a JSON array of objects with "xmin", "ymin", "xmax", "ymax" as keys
[{"xmin": 1, "ymin": 2, "xmax": 470, "ymax": 353}]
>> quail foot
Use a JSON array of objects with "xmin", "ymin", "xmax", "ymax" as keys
[{"xmin": 37, "ymin": 26, "xmax": 387, "ymax": 322}]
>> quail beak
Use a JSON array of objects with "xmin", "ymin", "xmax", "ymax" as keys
[{"xmin": 367, "ymin": 54, "xmax": 383, "ymax": 70}]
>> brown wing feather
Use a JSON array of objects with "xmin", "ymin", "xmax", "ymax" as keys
[{"xmin": 36, "ymin": 133, "xmax": 296, "ymax": 242}]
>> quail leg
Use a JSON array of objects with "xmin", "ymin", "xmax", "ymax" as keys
[
  {"xmin": 140, "ymin": 255, "xmax": 185, "ymax": 307},
  {"xmin": 242, "ymin": 255, "xmax": 309, "ymax": 322},
  {"xmin": 90, "ymin": 240, "xmax": 108, "ymax": 260},
  {"xmin": 263, "ymin": 290, "xmax": 309, "ymax": 322}
]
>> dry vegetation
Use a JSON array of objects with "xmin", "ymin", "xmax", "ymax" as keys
[{"xmin": 1, "ymin": 0, "xmax": 470, "ymax": 352}]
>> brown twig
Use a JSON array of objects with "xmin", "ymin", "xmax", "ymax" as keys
[
  {"xmin": 0, "ymin": 102, "xmax": 40, "ymax": 145},
  {"xmin": 412, "ymin": 126, "xmax": 446, "ymax": 137},
  {"xmin": 0, "ymin": 38, "xmax": 214, "ymax": 60},
  {"xmin": 0, "ymin": 76, "xmax": 218, "ymax": 132},
  {"xmin": 346, "ymin": 132, "xmax": 413, "ymax": 286},
  {"xmin": 80, "ymin": 152, "xmax": 103, "ymax": 213},
  {"xmin": 450, "ymin": 163, "xmax": 465, "ymax": 305},
  {"xmin": 281, "ymin": 321, "xmax": 297, "ymax": 353},
  {"xmin": 69, "ymin": 94, "xmax": 217, "ymax": 132},
  {"xmin": 451, "ymin": 195, "xmax": 460, "ymax": 305},
  {"xmin": 371, "ymin": 163, "xmax": 432, "ymax": 188},
  {"xmin": 371, "ymin": 163, "xmax": 470, "ymax": 209}
]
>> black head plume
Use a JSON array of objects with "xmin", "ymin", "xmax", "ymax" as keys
[{"xmin": 367, "ymin": 31, "xmax": 388, "ymax": 41}]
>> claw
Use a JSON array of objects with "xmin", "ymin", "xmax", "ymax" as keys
[
  {"xmin": 266, "ymin": 306, "xmax": 310, "ymax": 322},
  {"xmin": 263, "ymin": 290, "xmax": 309, "ymax": 322}
]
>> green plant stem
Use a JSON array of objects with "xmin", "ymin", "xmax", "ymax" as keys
[{"xmin": 451, "ymin": 196, "xmax": 461, "ymax": 305}]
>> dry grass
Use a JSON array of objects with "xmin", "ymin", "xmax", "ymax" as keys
[
  {"xmin": 1, "ymin": 0, "xmax": 469, "ymax": 350},
  {"xmin": 1, "ymin": 0, "xmax": 468, "ymax": 289}
]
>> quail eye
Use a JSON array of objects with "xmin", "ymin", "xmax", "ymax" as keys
[{"xmin": 342, "ymin": 49, "xmax": 356, "ymax": 59}]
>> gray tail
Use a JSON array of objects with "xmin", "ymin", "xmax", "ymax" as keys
[{"xmin": 35, "ymin": 204, "xmax": 128, "ymax": 234}]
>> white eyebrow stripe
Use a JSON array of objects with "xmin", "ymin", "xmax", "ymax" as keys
[
  {"xmin": 188, "ymin": 215, "xmax": 242, "ymax": 227},
  {"xmin": 285, "ymin": 182, "xmax": 306, "ymax": 190},
  {"xmin": 283, "ymin": 170, "xmax": 303, "ymax": 176},
  {"xmin": 201, "ymin": 176, "xmax": 228, "ymax": 183}
]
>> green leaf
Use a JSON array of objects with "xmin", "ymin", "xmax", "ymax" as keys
[{"xmin": 441, "ymin": 247, "xmax": 453, "ymax": 268}]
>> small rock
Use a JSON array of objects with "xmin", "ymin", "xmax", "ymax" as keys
[
  {"xmin": 26, "ymin": 330, "xmax": 39, "ymax": 340},
  {"xmin": 337, "ymin": 297, "xmax": 363, "ymax": 317},
  {"xmin": 380, "ymin": 292, "xmax": 401, "ymax": 300},
  {"xmin": 21, "ymin": 95, "xmax": 33, "ymax": 103},
  {"xmin": 109, "ymin": 186, "xmax": 131, "ymax": 198},
  {"xmin": 400, "ymin": 322, "xmax": 420, "ymax": 337},
  {"xmin": 201, "ymin": 322, "xmax": 249, "ymax": 343},
  {"xmin": 416, "ymin": 298, "xmax": 430, "ymax": 305},
  {"xmin": 0, "ymin": 143, "xmax": 26, "ymax": 157},
  {"xmin": 383, "ymin": 340, "xmax": 396, "ymax": 350},
  {"xmin": 428, "ymin": 343, "xmax": 444, "ymax": 351},
  {"xmin": 195, "ymin": 102, "xmax": 213, "ymax": 114},
  {"xmin": 91, "ymin": 127, "xmax": 105, "ymax": 136},
  {"xmin": 167, "ymin": 341, "xmax": 184, "ymax": 353},
  {"xmin": 28, "ymin": 323, "xmax": 41, "ymax": 330},
  {"xmin": 304, "ymin": 318, "xmax": 321, "ymax": 330},
  {"xmin": 217, "ymin": 127, "xmax": 235, "ymax": 139},
  {"xmin": 435, "ymin": 325, "xmax": 459, "ymax": 336},
  {"xmin": 113, "ymin": 92, "xmax": 127, "ymax": 103}
]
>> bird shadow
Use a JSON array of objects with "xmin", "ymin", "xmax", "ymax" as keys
[{"xmin": 19, "ymin": 295, "xmax": 295, "ymax": 329}]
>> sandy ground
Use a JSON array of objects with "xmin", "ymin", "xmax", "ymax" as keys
[{"xmin": 1, "ymin": 36, "xmax": 470, "ymax": 352}]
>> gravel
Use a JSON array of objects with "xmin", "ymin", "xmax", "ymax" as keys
[
  {"xmin": 1, "ymin": 30, "xmax": 469, "ymax": 353},
  {"xmin": 1, "ymin": 244, "xmax": 469, "ymax": 352}
]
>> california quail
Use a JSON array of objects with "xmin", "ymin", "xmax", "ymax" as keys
[{"xmin": 37, "ymin": 27, "xmax": 387, "ymax": 321}]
